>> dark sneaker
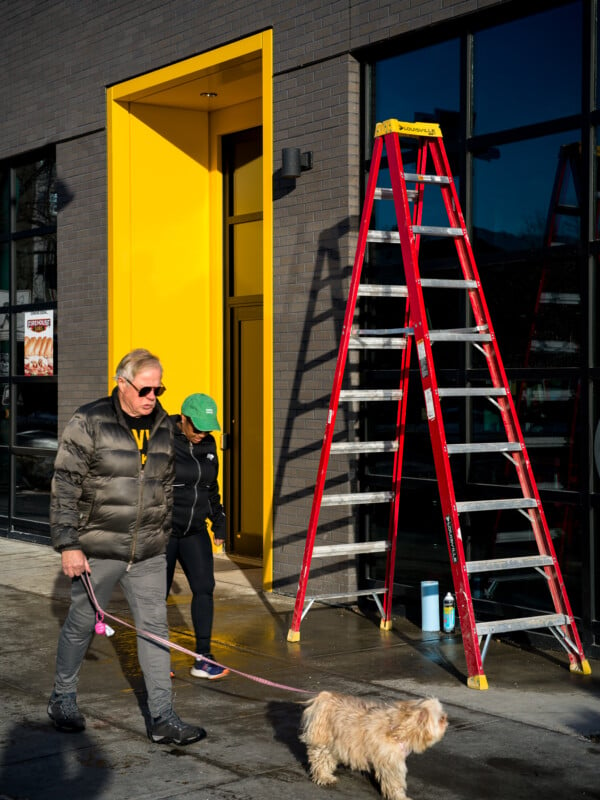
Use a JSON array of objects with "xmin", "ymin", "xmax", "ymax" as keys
[
  {"xmin": 47, "ymin": 691, "xmax": 86, "ymax": 732},
  {"xmin": 149, "ymin": 709, "xmax": 206, "ymax": 745},
  {"xmin": 190, "ymin": 656, "xmax": 230, "ymax": 680}
]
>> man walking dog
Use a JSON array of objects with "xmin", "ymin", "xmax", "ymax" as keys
[{"xmin": 47, "ymin": 348, "xmax": 205, "ymax": 745}]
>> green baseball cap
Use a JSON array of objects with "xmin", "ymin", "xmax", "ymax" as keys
[{"xmin": 181, "ymin": 393, "xmax": 221, "ymax": 431}]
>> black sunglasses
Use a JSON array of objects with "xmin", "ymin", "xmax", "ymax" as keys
[
  {"xmin": 185, "ymin": 416, "xmax": 209, "ymax": 435},
  {"xmin": 122, "ymin": 375, "xmax": 166, "ymax": 397}
]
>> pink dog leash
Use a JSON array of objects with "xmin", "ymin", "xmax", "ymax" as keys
[{"xmin": 81, "ymin": 572, "xmax": 314, "ymax": 696}]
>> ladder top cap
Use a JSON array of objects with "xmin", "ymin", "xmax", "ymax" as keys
[{"xmin": 375, "ymin": 119, "xmax": 443, "ymax": 139}]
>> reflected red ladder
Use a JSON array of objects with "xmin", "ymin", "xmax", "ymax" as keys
[{"xmin": 287, "ymin": 119, "xmax": 591, "ymax": 690}]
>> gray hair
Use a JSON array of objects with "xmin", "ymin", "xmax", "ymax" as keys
[{"xmin": 115, "ymin": 348, "xmax": 163, "ymax": 381}]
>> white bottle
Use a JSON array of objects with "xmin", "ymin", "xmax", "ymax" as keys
[{"xmin": 443, "ymin": 592, "xmax": 455, "ymax": 633}]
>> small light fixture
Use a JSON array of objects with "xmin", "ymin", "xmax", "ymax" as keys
[
  {"xmin": 282, "ymin": 147, "xmax": 313, "ymax": 179},
  {"xmin": 200, "ymin": 91, "xmax": 218, "ymax": 98}
]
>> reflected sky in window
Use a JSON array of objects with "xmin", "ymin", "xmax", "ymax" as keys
[
  {"xmin": 473, "ymin": 130, "xmax": 580, "ymax": 250},
  {"xmin": 374, "ymin": 39, "xmax": 460, "ymax": 129},
  {"xmin": 473, "ymin": 2, "xmax": 582, "ymax": 134}
]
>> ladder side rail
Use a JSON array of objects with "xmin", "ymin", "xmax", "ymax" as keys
[
  {"xmin": 287, "ymin": 135, "xmax": 385, "ymax": 638},
  {"xmin": 382, "ymin": 301, "xmax": 413, "ymax": 625},
  {"xmin": 385, "ymin": 131, "xmax": 485, "ymax": 682},
  {"xmin": 383, "ymin": 140, "xmax": 428, "ymax": 624},
  {"xmin": 543, "ymin": 146, "xmax": 571, "ymax": 247},
  {"xmin": 429, "ymin": 137, "xmax": 588, "ymax": 667}
]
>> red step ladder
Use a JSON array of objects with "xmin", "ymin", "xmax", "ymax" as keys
[{"xmin": 287, "ymin": 119, "xmax": 591, "ymax": 690}]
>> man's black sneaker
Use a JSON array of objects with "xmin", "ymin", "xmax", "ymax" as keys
[
  {"xmin": 149, "ymin": 709, "xmax": 206, "ymax": 745},
  {"xmin": 47, "ymin": 691, "xmax": 86, "ymax": 732}
]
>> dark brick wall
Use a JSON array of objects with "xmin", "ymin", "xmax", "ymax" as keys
[
  {"xmin": 272, "ymin": 53, "xmax": 361, "ymax": 593},
  {"xmin": 56, "ymin": 133, "xmax": 108, "ymax": 431}
]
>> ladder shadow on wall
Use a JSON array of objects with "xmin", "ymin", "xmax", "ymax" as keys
[{"xmin": 272, "ymin": 215, "xmax": 360, "ymax": 588}]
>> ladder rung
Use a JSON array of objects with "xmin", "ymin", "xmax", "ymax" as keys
[
  {"xmin": 530, "ymin": 340, "xmax": 579, "ymax": 353},
  {"xmin": 413, "ymin": 224, "xmax": 463, "ymax": 237},
  {"xmin": 330, "ymin": 440, "xmax": 398, "ymax": 454},
  {"xmin": 367, "ymin": 230, "xmax": 400, "ymax": 244},
  {"xmin": 495, "ymin": 528, "xmax": 562, "ymax": 544},
  {"xmin": 420, "ymin": 278, "xmax": 478, "ymax": 289},
  {"xmin": 438, "ymin": 387, "xmax": 507, "ymax": 398},
  {"xmin": 429, "ymin": 329, "xmax": 492, "ymax": 343},
  {"xmin": 374, "ymin": 187, "xmax": 418, "ymax": 202},
  {"xmin": 321, "ymin": 491, "xmax": 393, "ymax": 506},
  {"xmin": 466, "ymin": 555, "xmax": 554, "ymax": 574},
  {"xmin": 357, "ymin": 284, "xmax": 408, "ymax": 298},
  {"xmin": 539, "ymin": 291, "xmax": 580, "ymax": 305},
  {"xmin": 523, "ymin": 436, "xmax": 568, "ymax": 448},
  {"xmin": 339, "ymin": 389, "xmax": 402, "ymax": 401},
  {"xmin": 356, "ymin": 327, "xmax": 412, "ymax": 336},
  {"xmin": 456, "ymin": 498, "xmax": 538, "ymax": 513},
  {"xmin": 476, "ymin": 613, "xmax": 568, "ymax": 637},
  {"xmin": 404, "ymin": 172, "xmax": 451, "ymax": 185},
  {"xmin": 306, "ymin": 588, "xmax": 388, "ymax": 602},
  {"xmin": 312, "ymin": 541, "xmax": 390, "ymax": 558},
  {"xmin": 349, "ymin": 334, "xmax": 407, "ymax": 349},
  {"xmin": 447, "ymin": 442, "xmax": 522, "ymax": 454}
]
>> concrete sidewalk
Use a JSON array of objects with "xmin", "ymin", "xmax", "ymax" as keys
[{"xmin": 0, "ymin": 537, "xmax": 599, "ymax": 800}]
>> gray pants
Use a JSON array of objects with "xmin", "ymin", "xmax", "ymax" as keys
[{"xmin": 53, "ymin": 554, "xmax": 172, "ymax": 719}]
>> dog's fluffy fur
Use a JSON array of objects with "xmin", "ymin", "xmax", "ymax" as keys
[{"xmin": 300, "ymin": 691, "xmax": 447, "ymax": 800}]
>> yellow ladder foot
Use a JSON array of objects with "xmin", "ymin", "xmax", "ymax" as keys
[
  {"xmin": 467, "ymin": 674, "xmax": 489, "ymax": 690},
  {"xmin": 380, "ymin": 618, "xmax": 393, "ymax": 631},
  {"xmin": 287, "ymin": 628, "xmax": 300, "ymax": 643},
  {"xmin": 570, "ymin": 659, "xmax": 592, "ymax": 675}
]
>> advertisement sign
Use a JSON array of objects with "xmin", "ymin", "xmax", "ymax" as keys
[{"xmin": 24, "ymin": 310, "xmax": 54, "ymax": 376}]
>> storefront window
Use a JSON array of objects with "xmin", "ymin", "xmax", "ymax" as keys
[
  {"xmin": 0, "ymin": 150, "xmax": 57, "ymax": 536},
  {"xmin": 367, "ymin": 0, "xmax": 590, "ymax": 627}
]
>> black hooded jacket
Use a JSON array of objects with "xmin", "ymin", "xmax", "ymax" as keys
[{"xmin": 170, "ymin": 415, "xmax": 227, "ymax": 539}]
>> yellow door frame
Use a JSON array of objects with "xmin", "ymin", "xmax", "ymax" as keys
[{"xmin": 106, "ymin": 31, "xmax": 273, "ymax": 589}]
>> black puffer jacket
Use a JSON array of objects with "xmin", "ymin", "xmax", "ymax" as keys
[
  {"xmin": 50, "ymin": 389, "xmax": 174, "ymax": 563},
  {"xmin": 170, "ymin": 415, "xmax": 227, "ymax": 539}
]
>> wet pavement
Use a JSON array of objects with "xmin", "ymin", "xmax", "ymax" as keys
[{"xmin": 0, "ymin": 537, "xmax": 599, "ymax": 799}]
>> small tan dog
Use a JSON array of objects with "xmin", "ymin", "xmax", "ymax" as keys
[{"xmin": 300, "ymin": 691, "xmax": 447, "ymax": 800}]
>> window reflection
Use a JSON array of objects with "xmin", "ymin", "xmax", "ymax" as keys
[
  {"xmin": 468, "ymin": 378, "xmax": 580, "ymax": 491},
  {"xmin": 375, "ymin": 40, "xmax": 460, "ymax": 127},
  {"xmin": 15, "ymin": 159, "xmax": 57, "ymax": 232},
  {"xmin": 0, "ymin": 449, "xmax": 7, "ymax": 516},
  {"xmin": 0, "ymin": 169, "xmax": 9, "ymax": 236},
  {"xmin": 15, "ymin": 381, "xmax": 57, "ymax": 447},
  {"xmin": 15, "ymin": 453, "xmax": 53, "ymax": 523},
  {"xmin": 15, "ymin": 234, "xmax": 57, "ymax": 303},
  {"xmin": 473, "ymin": 131, "xmax": 580, "ymax": 253},
  {"xmin": 460, "ymin": 502, "xmax": 581, "ymax": 617},
  {"xmin": 473, "ymin": 2, "xmax": 582, "ymax": 135}
]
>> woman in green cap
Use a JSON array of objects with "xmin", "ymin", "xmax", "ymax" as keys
[{"xmin": 166, "ymin": 393, "xmax": 229, "ymax": 679}]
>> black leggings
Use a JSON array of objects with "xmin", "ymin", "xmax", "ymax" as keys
[{"xmin": 166, "ymin": 532, "xmax": 215, "ymax": 656}]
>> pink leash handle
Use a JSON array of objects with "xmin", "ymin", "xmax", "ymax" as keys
[{"xmin": 81, "ymin": 572, "xmax": 314, "ymax": 696}]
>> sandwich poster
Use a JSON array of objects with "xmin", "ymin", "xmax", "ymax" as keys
[{"xmin": 24, "ymin": 310, "xmax": 54, "ymax": 376}]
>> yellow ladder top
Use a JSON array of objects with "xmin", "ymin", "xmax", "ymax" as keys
[{"xmin": 374, "ymin": 119, "xmax": 442, "ymax": 138}]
